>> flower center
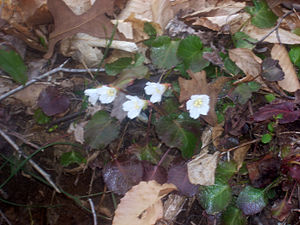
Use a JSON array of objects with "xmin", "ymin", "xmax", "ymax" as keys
[
  {"xmin": 134, "ymin": 101, "xmax": 140, "ymax": 110},
  {"xmin": 193, "ymin": 98, "xmax": 203, "ymax": 107},
  {"xmin": 106, "ymin": 89, "xmax": 115, "ymax": 96}
]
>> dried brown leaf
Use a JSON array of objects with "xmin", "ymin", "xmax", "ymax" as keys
[
  {"xmin": 187, "ymin": 151, "xmax": 219, "ymax": 185},
  {"xmin": 45, "ymin": 0, "xmax": 125, "ymax": 58},
  {"xmin": 244, "ymin": 24, "xmax": 300, "ymax": 45},
  {"xmin": 271, "ymin": 44, "xmax": 300, "ymax": 92},
  {"xmin": 233, "ymin": 143, "xmax": 251, "ymax": 170},
  {"xmin": 212, "ymin": 123, "xmax": 224, "ymax": 148},
  {"xmin": 113, "ymin": 181, "xmax": 177, "ymax": 225},
  {"xmin": 229, "ymin": 48, "xmax": 262, "ymax": 77}
]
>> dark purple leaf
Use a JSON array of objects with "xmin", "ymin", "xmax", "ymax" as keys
[
  {"xmin": 261, "ymin": 58, "xmax": 284, "ymax": 81},
  {"xmin": 142, "ymin": 161, "xmax": 167, "ymax": 184},
  {"xmin": 38, "ymin": 86, "xmax": 70, "ymax": 116},
  {"xmin": 253, "ymin": 102, "xmax": 300, "ymax": 124},
  {"xmin": 102, "ymin": 159, "xmax": 143, "ymax": 195},
  {"xmin": 167, "ymin": 162, "xmax": 198, "ymax": 197}
]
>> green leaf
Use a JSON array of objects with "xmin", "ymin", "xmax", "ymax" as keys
[
  {"xmin": 267, "ymin": 122, "xmax": 275, "ymax": 133},
  {"xmin": 265, "ymin": 93, "xmax": 276, "ymax": 103},
  {"xmin": 150, "ymin": 36, "xmax": 171, "ymax": 47},
  {"xmin": 197, "ymin": 178, "xmax": 232, "ymax": 214},
  {"xmin": 105, "ymin": 57, "xmax": 133, "ymax": 76},
  {"xmin": 144, "ymin": 22, "xmax": 157, "ymax": 37},
  {"xmin": 151, "ymin": 40, "xmax": 181, "ymax": 69},
  {"xmin": 0, "ymin": 49, "xmax": 27, "ymax": 84},
  {"xmin": 60, "ymin": 150, "xmax": 86, "ymax": 167},
  {"xmin": 84, "ymin": 111, "xmax": 120, "ymax": 149},
  {"xmin": 34, "ymin": 108, "xmax": 51, "ymax": 125},
  {"xmin": 246, "ymin": 0, "xmax": 278, "ymax": 28},
  {"xmin": 233, "ymin": 32, "xmax": 257, "ymax": 49},
  {"xmin": 134, "ymin": 143, "xmax": 162, "ymax": 164},
  {"xmin": 222, "ymin": 206, "xmax": 246, "ymax": 225},
  {"xmin": 177, "ymin": 35, "xmax": 209, "ymax": 72},
  {"xmin": 224, "ymin": 57, "xmax": 240, "ymax": 75},
  {"xmin": 289, "ymin": 46, "xmax": 300, "ymax": 68},
  {"xmin": 261, "ymin": 133, "xmax": 272, "ymax": 144},
  {"xmin": 237, "ymin": 185, "xmax": 268, "ymax": 215},
  {"xmin": 248, "ymin": 81, "xmax": 261, "ymax": 91},
  {"xmin": 113, "ymin": 64, "xmax": 148, "ymax": 89},
  {"xmin": 215, "ymin": 161, "xmax": 237, "ymax": 182},
  {"xmin": 155, "ymin": 113, "xmax": 198, "ymax": 158}
]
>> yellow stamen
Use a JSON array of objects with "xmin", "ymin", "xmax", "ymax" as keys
[
  {"xmin": 106, "ymin": 89, "xmax": 115, "ymax": 96},
  {"xmin": 193, "ymin": 98, "xmax": 203, "ymax": 107}
]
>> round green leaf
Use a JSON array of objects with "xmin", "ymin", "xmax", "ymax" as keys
[
  {"xmin": 197, "ymin": 179, "xmax": 232, "ymax": 214},
  {"xmin": 237, "ymin": 185, "xmax": 267, "ymax": 215},
  {"xmin": 261, "ymin": 133, "xmax": 272, "ymax": 144},
  {"xmin": 84, "ymin": 111, "xmax": 120, "ymax": 149},
  {"xmin": 177, "ymin": 35, "xmax": 209, "ymax": 71},
  {"xmin": 151, "ymin": 40, "xmax": 180, "ymax": 69}
]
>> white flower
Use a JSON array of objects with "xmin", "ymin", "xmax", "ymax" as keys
[
  {"xmin": 186, "ymin": 95, "xmax": 210, "ymax": 119},
  {"xmin": 84, "ymin": 85, "xmax": 117, "ymax": 105},
  {"xmin": 144, "ymin": 82, "xmax": 168, "ymax": 103},
  {"xmin": 122, "ymin": 95, "xmax": 148, "ymax": 119}
]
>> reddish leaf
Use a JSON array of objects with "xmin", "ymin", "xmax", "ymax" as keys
[
  {"xmin": 271, "ymin": 198, "xmax": 293, "ymax": 222},
  {"xmin": 102, "ymin": 159, "xmax": 143, "ymax": 195},
  {"xmin": 281, "ymin": 154, "xmax": 300, "ymax": 183},
  {"xmin": 167, "ymin": 162, "xmax": 198, "ymax": 197},
  {"xmin": 253, "ymin": 102, "xmax": 300, "ymax": 124},
  {"xmin": 142, "ymin": 161, "xmax": 167, "ymax": 185},
  {"xmin": 246, "ymin": 154, "xmax": 281, "ymax": 188},
  {"xmin": 38, "ymin": 86, "xmax": 70, "ymax": 116}
]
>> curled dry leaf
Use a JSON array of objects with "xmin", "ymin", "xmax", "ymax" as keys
[
  {"xmin": 118, "ymin": 0, "xmax": 173, "ymax": 30},
  {"xmin": 187, "ymin": 151, "xmax": 219, "ymax": 186},
  {"xmin": 233, "ymin": 143, "xmax": 251, "ymax": 170},
  {"xmin": 229, "ymin": 48, "xmax": 262, "ymax": 77},
  {"xmin": 271, "ymin": 44, "xmax": 300, "ymax": 92},
  {"xmin": 113, "ymin": 181, "xmax": 177, "ymax": 225},
  {"xmin": 162, "ymin": 194, "xmax": 186, "ymax": 222}
]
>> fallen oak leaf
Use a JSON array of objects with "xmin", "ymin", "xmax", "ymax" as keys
[
  {"xmin": 45, "ymin": 0, "xmax": 126, "ymax": 58},
  {"xmin": 253, "ymin": 102, "xmax": 300, "ymax": 124},
  {"xmin": 178, "ymin": 70, "xmax": 230, "ymax": 126},
  {"xmin": 113, "ymin": 180, "xmax": 177, "ymax": 225}
]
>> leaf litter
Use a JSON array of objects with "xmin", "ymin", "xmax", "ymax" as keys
[{"xmin": 1, "ymin": 0, "xmax": 300, "ymax": 224}]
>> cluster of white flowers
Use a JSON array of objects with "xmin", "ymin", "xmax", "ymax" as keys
[{"xmin": 84, "ymin": 82, "xmax": 210, "ymax": 119}]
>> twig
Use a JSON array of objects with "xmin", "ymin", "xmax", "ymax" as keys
[
  {"xmin": 88, "ymin": 198, "xmax": 97, "ymax": 225},
  {"xmin": 0, "ymin": 128, "xmax": 61, "ymax": 193},
  {"xmin": 0, "ymin": 208, "xmax": 12, "ymax": 225},
  {"xmin": 0, "ymin": 59, "xmax": 105, "ymax": 102},
  {"xmin": 221, "ymin": 138, "xmax": 260, "ymax": 155},
  {"xmin": 255, "ymin": 11, "xmax": 293, "ymax": 44}
]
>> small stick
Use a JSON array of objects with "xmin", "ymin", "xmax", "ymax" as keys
[
  {"xmin": 0, "ymin": 59, "xmax": 104, "ymax": 102},
  {"xmin": 0, "ymin": 128, "xmax": 61, "ymax": 193},
  {"xmin": 0, "ymin": 208, "xmax": 12, "ymax": 225},
  {"xmin": 88, "ymin": 198, "xmax": 98, "ymax": 225},
  {"xmin": 255, "ymin": 11, "xmax": 293, "ymax": 44}
]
